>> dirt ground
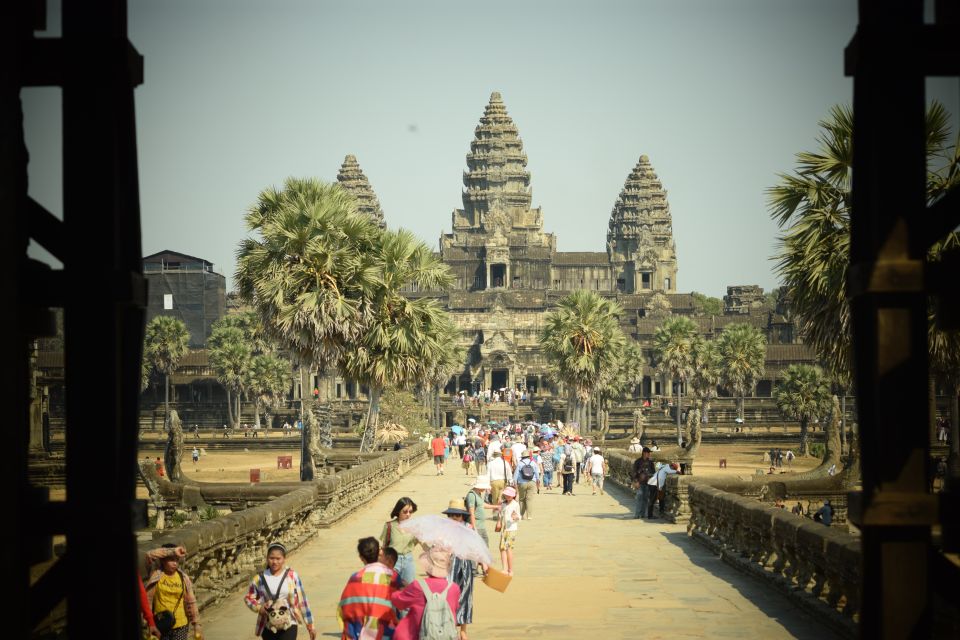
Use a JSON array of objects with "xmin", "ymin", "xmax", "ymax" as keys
[{"xmin": 133, "ymin": 439, "xmax": 822, "ymax": 488}]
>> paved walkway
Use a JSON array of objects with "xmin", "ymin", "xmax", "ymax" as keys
[{"xmin": 202, "ymin": 460, "xmax": 839, "ymax": 639}]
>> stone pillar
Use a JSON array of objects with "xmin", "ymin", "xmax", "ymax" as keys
[
  {"xmin": 506, "ymin": 263, "xmax": 511, "ymax": 288},
  {"xmin": 486, "ymin": 263, "xmax": 491, "ymax": 290},
  {"xmin": 483, "ymin": 368, "xmax": 492, "ymax": 392}
]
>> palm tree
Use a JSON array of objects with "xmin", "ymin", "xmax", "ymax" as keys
[
  {"xmin": 717, "ymin": 323, "xmax": 766, "ymax": 423},
  {"xmin": 770, "ymin": 103, "xmax": 960, "ymax": 450},
  {"xmin": 653, "ymin": 316, "xmax": 698, "ymax": 446},
  {"xmin": 595, "ymin": 341, "xmax": 643, "ymax": 442},
  {"xmin": 247, "ymin": 354, "xmax": 290, "ymax": 430},
  {"xmin": 689, "ymin": 337, "xmax": 722, "ymax": 425},
  {"xmin": 775, "ymin": 364, "xmax": 832, "ymax": 456},
  {"xmin": 539, "ymin": 290, "xmax": 626, "ymax": 430},
  {"xmin": 342, "ymin": 228, "xmax": 455, "ymax": 452},
  {"xmin": 144, "ymin": 316, "xmax": 190, "ymax": 428},
  {"xmin": 236, "ymin": 177, "xmax": 382, "ymax": 479},
  {"xmin": 208, "ymin": 325, "xmax": 252, "ymax": 428}
]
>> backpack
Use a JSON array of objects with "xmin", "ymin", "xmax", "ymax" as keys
[
  {"xmin": 519, "ymin": 462, "xmax": 535, "ymax": 481},
  {"xmin": 562, "ymin": 456, "xmax": 574, "ymax": 474},
  {"xmin": 417, "ymin": 578, "xmax": 458, "ymax": 640}
]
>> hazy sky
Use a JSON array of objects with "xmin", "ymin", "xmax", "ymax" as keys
[{"xmin": 23, "ymin": 0, "xmax": 959, "ymax": 296}]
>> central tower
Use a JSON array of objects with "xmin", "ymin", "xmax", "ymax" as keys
[{"xmin": 440, "ymin": 91, "xmax": 555, "ymax": 291}]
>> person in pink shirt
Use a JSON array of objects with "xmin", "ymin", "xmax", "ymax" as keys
[{"xmin": 389, "ymin": 547, "xmax": 460, "ymax": 640}]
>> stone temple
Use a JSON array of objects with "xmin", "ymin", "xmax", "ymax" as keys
[{"xmin": 332, "ymin": 91, "xmax": 808, "ymax": 399}]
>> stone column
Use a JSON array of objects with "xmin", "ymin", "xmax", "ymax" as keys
[{"xmin": 486, "ymin": 263, "xmax": 491, "ymax": 290}]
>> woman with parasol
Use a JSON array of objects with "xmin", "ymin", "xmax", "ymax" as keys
[{"xmin": 441, "ymin": 499, "xmax": 477, "ymax": 640}]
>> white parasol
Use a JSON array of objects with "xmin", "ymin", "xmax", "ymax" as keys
[{"xmin": 398, "ymin": 514, "xmax": 493, "ymax": 565}]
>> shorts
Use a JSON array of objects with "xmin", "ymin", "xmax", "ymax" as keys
[
  {"xmin": 499, "ymin": 529, "xmax": 517, "ymax": 551},
  {"xmin": 433, "ymin": 455, "xmax": 445, "ymax": 464}
]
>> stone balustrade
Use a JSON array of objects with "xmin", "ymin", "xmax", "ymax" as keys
[
  {"xmin": 138, "ymin": 442, "xmax": 429, "ymax": 608},
  {"xmin": 686, "ymin": 483, "xmax": 859, "ymax": 636}
]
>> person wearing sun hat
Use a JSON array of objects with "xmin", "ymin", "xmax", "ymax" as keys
[
  {"xmin": 442, "ymin": 499, "xmax": 476, "ymax": 640},
  {"xmin": 466, "ymin": 476, "xmax": 498, "ymax": 549},
  {"xmin": 497, "ymin": 486, "xmax": 521, "ymax": 576},
  {"xmin": 389, "ymin": 547, "xmax": 460, "ymax": 640},
  {"xmin": 628, "ymin": 437, "xmax": 643, "ymax": 453}
]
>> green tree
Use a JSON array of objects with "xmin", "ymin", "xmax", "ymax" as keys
[
  {"xmin": 208, "ymin": 324, "xmax": 252, "ymax": 428},
  {"xmin": 716, "ymin": 323, "xmax": 767, "ymax": 422},
  {"xmin": 690, "ymin": 292, "xmax": 723, "ymax": 317},
  {"xmin": 144, "ymin": 316, "xmax": 191, "ymax": 428},
  {"xmin": 595, "ymin": 340, "xmax": 643, "ymax": 442},
  {"xmin": 689, "ymin": 337, "xmax": 722, "ymax": 426},
  {"xmin": 236, "ymin": 177, "xmax": 382, "ymax": 479},
  {"xmin": 246, "ymin": 354, "xmax": 290, "ymax": 429},
  {"xmin": 342, "ymin": 229, "xmax": 455, "ymax": 452},
  {"xmin": 540, "ymin": 290, "xmax": 626, "ymax": 431},
  {"xmin": 653, "ymin": 316, "xmax": 698, "ymax": 446},
  {"xmin": 774, "ymin": 364, "xmax": 832, "ymax": 456},
  {"xmin": 769, "ymin": 102, "xmax": 960, "ymax": 398}
]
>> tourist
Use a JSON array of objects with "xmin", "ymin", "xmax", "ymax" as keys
[
  {"xmin": 552, "ymin": 443, "xmax": 564, "ymax": 489},
  {"xmin": 471, "ymin": 439, "xmax": 486, "ymax": 475},
  {"xmin": 571, "ymin": 437, "xmax": 586, "ymax": 484},
  {"xmin": 191, "ymin": 447, "xmax": 200, "ymax": 466},
  {"xmin": 510, "ymin": 436, "xmax": 526, "ymax": 463},
  {"xmin": 627, "ymin": 437, "xmax": 643, "ymax": 453},
  {"xmin": 222, "ymin": 424, "xmax": 230, "ymax": 439},
  {"xmin": 155, "ymin": 456, "xmax": 165, "ymax": 478},
  {"xmin": 466, "ymin": 475, "xmax": 498, "ymax": 550},
  {"xmin": 498, "ymin": 486, "xmax": 521, "ymax": 576},
  {"xmin": 381, "ymin": 547, "xmax": 398, "ymax": 570},
  {"xmin": 455, "ymin": 432, "xmax": 467, "ymax": 459},
  {"xmin": 337, "ymin": 537, "xmax": 401, "ymax": 640},
  {"xmin": 461, "ymin": 445, "xmax": 474, "ymax": 475},
  {"xmin": 650, "ymin": 440, "xmax": 660, "ymax": 452},
  {"xmin": 431, "ymin": 433, "xmax": 447, "ymax": 475},
  {"xmin": 785, "ymin": 449, "xmax": 795, "ymax": 469},
  {"xmin": 243, "ymin": 542, "xmax": 316, "ymax": 640},
  {"xmin": 559, "ymin": 442, "xmax": 576, "ymax": 496},
  {"xmin": 389, "ymin": 547, "xmax": 460, "ymax": 640},
  {"xmin": 144, "ymin": 543, "xmax": 203, "ymax": 640},
  {"xmin": 486, "ymin": 433, "xmax": 502, "ymax": 461},
  {"xmin": 513, "ymin": 449, "xmax": 540, "ymax": 519},
  {"xmin": 791, "ymin": 501, "xmax": 804, "ymax": 516},
  {"xmin": 442, "ymin": 499, "xmax": 476, "ymax": 640},
  {"xmin": 813, "ymin": 500, "xmax": 833, "ymax": 526},
  {"xmin": 649, "ymin": 462, "xmax": 680, "ymax": 518},
  {"xmin": 632, "ymin": 447, "xmax": 656, "ymax": 519},
  {"xmin": 539, "ymin": 443, "xmax": 555, "ymax": 491},
  {"xmin": 487, "ymin": 450, "xmax": 512, "ymax": 505},
  {"xmin": 586, "ymin": 447, "xmax": 607, "ymax": 495},
  {"xmin": 380, "ymin": 497, "xmax": 420, "ymax": 586}
]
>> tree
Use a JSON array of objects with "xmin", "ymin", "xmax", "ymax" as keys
[
  {"xmin": 246, "ymin": 354, "xmax": 290, "ymax": 430},
  {"xmin": 769, "ymin": 102, "xmax": 960, "ymax": 399},
  {"xmin": 653, "ymin": 316, "xmax": 698, "ymax": 446},
  {"xmin": 343, "ymin": 229, "xmax": 456, "ymax": 452},
  {"xmin": 689, "ymin": 337, "xmax": 722, "ymax": 425},
  {"xmin": 540, "ymin": 290, "xmax": 626, "ymax": 431},
  {"xmin": 208, "ymin": 324, "xmax": 252, "ymax": 428},
  {"xmin": 144, "ymin": 316, "xmax": 190, "ymax": 429},
  {"xmin": 236, "ymin": 177, "xmax": 382, "ymax": 479},
  {"xmin": 774, "ymin": 364, "xmax": 832, "ymax": 456},
  {"xmin": 717, "ymin": 323, "xmax": 766, "ymax": 422},
  {"xmin": 595, "ymin": 341, "xmax": 644, "ymax": 441},
  {"xmin": 690, "ymin": 292, "xmax": 723, "ymax": 317}
]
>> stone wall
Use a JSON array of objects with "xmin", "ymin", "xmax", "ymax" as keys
[
  {"xmin": 138, "ymin": 442, "xmax": 429, "ymax": 609},
  {"xmin": 686, "ymin": 483, "xmax": 859, "ymax": 637}
]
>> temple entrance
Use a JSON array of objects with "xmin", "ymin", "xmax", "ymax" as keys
[
  {"xmin": 491, "ymin": 369, "xmax": 508, "ymax": 391},
  {"xmin": 490, "ymin": 264, "xmax": 505, "ymax": 288}
]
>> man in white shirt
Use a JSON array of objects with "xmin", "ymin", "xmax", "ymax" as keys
[
  {"xmin": 647, "ymin": 462, "xmax": 679, "ymax": 518},
  {"xmin": 486, "ymin": 435, "xmax": 503, "ymax": 461},
  {"xmin": 586, "ymin": 447, "xmax": 607, "ymax": 495},
  {"xmin": 627, "ymin": 437, "xmax": 643, "ymax": 453},
  {"xmin": 510, "ymin": 437, "xmax": 526, "ymax": 465},
  {"xmin": 487, "ymin": 450, "xmax": 513, "ymax": 505}
]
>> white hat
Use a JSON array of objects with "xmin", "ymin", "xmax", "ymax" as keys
[{"xmin": 473, "ymin": 476, "xmax": 491, "ymax": 490}]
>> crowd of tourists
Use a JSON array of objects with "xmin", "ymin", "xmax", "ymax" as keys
[{"xmin": 452, "ymin": 388, "xmax": 530, "ymax": 408}]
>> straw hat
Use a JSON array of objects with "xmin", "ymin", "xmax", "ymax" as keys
[
  {"xmin": 473, "ymin": 476, "xmax": 491, "ymax": 490},
  {"xmin": 630, "ymin": 437, "xmax": 640, "ymax": 444},
  {"xmin": 502, "ymin": 486, "xmax": 517, "ymax": 498},
  {"xmin": 442, "ymin": 498, "xmax": 470, "ymax": 517},
  {"xmin": 419, "ymin": 547, "xmax": 452, "ymax": 578}
]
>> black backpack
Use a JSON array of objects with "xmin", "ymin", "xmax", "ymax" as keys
[
  {"xmin": 519, "ymin": 461, "xmax": 535, "ymax": 481},
  {"xmin": 563, "ymin": 456, "xmax": 574, "ymax": 474}
]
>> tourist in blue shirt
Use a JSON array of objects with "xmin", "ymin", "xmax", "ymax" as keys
[{"xmin": 513, "ymin": 451, "xmax": 540, "ymax": 520}]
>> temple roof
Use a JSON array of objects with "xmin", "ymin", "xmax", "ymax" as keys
[
  {"xmin": 552, "ymin": 251, "xmax": 610, "ymax": 265},
  {"xmin": 606, "ymin": 155, "xmax": 676, "ymax": 261},
  {"xmin": 337, "ymin": 155, "xmax": 386, "ymax": 229},
  {"xmin": 461, "ymin": 92, "xmax": 532, "ymax": 220}
]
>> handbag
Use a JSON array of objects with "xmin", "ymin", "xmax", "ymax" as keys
[{"xmin": 153, "ymin": 571, "xmax": 185, "ymax": 634}]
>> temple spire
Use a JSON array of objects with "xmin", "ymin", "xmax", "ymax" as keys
[
  {"xmin": 336, "ymin": 154, "xmax": 386, "ymax": 229},
  {"xmin": 461, "ymin": 91, "xmax": 532, "ymax": 228},
  {"xmin": 607, "ymin": 155, "xmax": 678, "ymax": 290}
]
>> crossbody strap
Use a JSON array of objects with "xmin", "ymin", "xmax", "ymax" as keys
[{"xmin": 260, "ymin": 568, "xmax": 290, "ymax": 602}]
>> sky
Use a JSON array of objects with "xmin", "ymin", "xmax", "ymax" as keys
[{"xmin": 23, "ymin": 0, "xmax": 959, "ymax": 297}]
